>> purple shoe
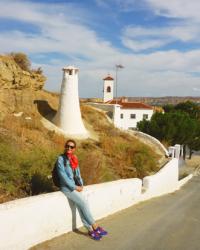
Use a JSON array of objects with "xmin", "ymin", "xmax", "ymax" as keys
[
  {"xmin": 95, "ymin": 227, "xmax": 108, "ymax": 236},
  {"xmin": 88, "ymin": 230, "xmax": 102, "ymax": 240}
]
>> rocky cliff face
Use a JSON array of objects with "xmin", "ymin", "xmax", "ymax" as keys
[
  {"xmin": 0, "ymin": 55, "xmax": 48, "ymax": 119},
  {"xmin": 0, "ymin": 55, "xmax": 46, "ymax": 90}
]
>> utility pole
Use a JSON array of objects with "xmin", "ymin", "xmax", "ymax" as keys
[{"xmin": 115, "ymin": 64, "xmax": 124, "ymax": 104}]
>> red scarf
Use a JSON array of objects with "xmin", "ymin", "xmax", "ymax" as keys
[{"xmin": 66, "ymin": 152, "xmax": 79, "ymax": 170}]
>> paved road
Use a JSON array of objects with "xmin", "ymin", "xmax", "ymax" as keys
[{"xmin": 32, "ymin": 176, "xmax": 200, "ymax": 250}]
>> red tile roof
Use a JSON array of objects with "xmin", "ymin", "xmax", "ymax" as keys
[
  {"xmin": 106, "ymin": 99, "xmax": 153, "ymax": 110},
  {"xmin": 103, "ymin": 75, "xmax": 114, "ymax": 80}
]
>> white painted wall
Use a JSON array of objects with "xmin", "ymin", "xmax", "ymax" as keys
[
  {"xmin": 142, "ymin": 158, "xmax": 179, "ymax": 200},
  {"xmin": 53, "ymin": 66, "xmax": 88, "ymax": 138},
  {"xmin": 103, "ymin": 79, "xmax": 114, "ymax": 103},
  {"xmin": 132, "ymin": 130, "xmax": 169, "ymax": 156},
  {"xmin": 174, "ymin": 144, "xmax": 181, "ymax": 159},
  {"xmin": 113, "ymin": 104, "xmax": 121, "ymax": 128},
  {"xmin": 119, "ymin": 108, "xmax": 153, "ymax": 130},
  {"xmin": 89, "ymin": 103, "xmax": 153, "ymax": 130},
  {"xmin": 0, "ymin": 158, "xmax": 192, "ymax": 250},
  {"xmin": 168, "ymin": 146, "xmax": 176, "ymax": 158},
  {"xmin": 88, "ymin": 103, "xmax": 114, "ymax": 113},
  {"xmin": 0, "ymin": 179, "xmax": 142, "ymax": 250}
]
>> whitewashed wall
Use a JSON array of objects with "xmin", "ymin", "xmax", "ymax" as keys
[
  {"xmin": 119, "ymin": 108, "xmax": 153, "ymax": 129},
  {"xmin": 0, "ymin": 179, "xmax": 142, "ymax": 250},
  {"xmin": 113, "ymin": 104, "xmax": 121, "ymax": 128},
  {"xmin": 88, "ymin": 103, "xmax": 153, "ymax": 130},
  {"xmin": 132, "ymin": 130, "xmax": 169, "ymax": 156},
  {"xmin": 0, "ymin": 158, "xmax": 192, "ymax": 250},
  {"xmin": 88, "ymin": 103, "xmax": 114, "ymax": 113},
  {"xmin": 103, "ymin": 79, "xmax": 114, "ymax": 103},
  {"xmin": 141, "ymin": 158, "xmax": 179, "ymax": 200},
  {"xmin": 53, "ymin": 67, "xmax": 88, "ymax": 138}
]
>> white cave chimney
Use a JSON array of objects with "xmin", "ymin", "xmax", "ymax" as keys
[{"xmin": 53, "ymin": 66, "xmax": 88, "ymax": 138}]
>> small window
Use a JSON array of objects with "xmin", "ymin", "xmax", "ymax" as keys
[
  {"xmin": 106, "ymin": 86, "xmax": 111, "ymax": 92},
  {"xmin": 143, "ymin": 114, "xmax": 148, "ymax": 119},
  {"xmin": 130, "ymin": 114, "xmax": 136, "ymax": 119},
  {"xmin": 69, "ymin": 69, "xmax": 73, "ymax": 75},
  {"xmin": 120, "ymin": 114, "xmax": 123, "ymax": 119}
]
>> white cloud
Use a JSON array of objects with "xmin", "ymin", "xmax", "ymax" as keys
[
  {"xmin": 193, "ymin": 87, "xmax": 200, "ymax": 92},
  {"xmin": 120, "ymin": 0, "xmax": 200, "ymax": 52},
  {"xmin": 106, "ymin": 0, "xmax": 200, "ymax": 20},
  {"xmin": 122, "ymin": 36, "xmax": 168, "ymax": 51},
  {"xmin": 122, "ymin": 23, "xmax": 200, "ymax": 52},
  {"xmin": 0, "ymin": 0, "xmax": 120, "ymax": 59},
  {"xmin": 95, "ymin": 0, "xmax": 138, "ymax": 11},
  {"xmin": 118, "ymin": 68, "xmax": 200, "ymax": 97},
  {"xmin": 126, "ymin": 24, "xmax": 200, "ymax": 42},
  {"xmin": 0, "ymin": 0, "xmax": 200, "ymax": 97},
  {"xmin": 95, "ymin": 0, "xmax": 110, "ymax": 8},
  {"xmin": 146, "ymin": 0, "xmax": 200, "ymax": 22}
]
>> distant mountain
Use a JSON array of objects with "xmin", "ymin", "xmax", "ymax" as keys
[{"xmin": 127, "ymin": 96, "xmax": 200, "ymax": 106}]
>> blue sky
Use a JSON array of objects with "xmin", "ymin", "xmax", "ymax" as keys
[{"xmin": 0, "ymin": 0, "xmax": 200, "ymax": 97}]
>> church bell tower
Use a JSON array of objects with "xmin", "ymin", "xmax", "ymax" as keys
[{"xmin": 103, "ymin": 75, "xmax": 114, "ymax": 103}]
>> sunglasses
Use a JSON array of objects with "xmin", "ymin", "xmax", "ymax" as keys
[{"xmin": 66, "ymin": 145, "xmax": 75, "ymax": 149}]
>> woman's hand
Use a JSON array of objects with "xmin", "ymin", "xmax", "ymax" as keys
[{"xmin": 76, "ymin": 186, "xmax": 83, "ymax": 192}]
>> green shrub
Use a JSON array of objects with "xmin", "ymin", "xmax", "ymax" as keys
[{"xmin": 0, "ymin": 136, "xmax": 59, "ymax": 201}]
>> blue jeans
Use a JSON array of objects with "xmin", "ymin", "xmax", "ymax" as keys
[{"xmin": 61, "ymin": 188, "xmax": 95, "ymax": 230}]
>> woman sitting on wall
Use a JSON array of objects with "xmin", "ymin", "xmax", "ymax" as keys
[{"xmin": 56, "ymin": 139, "xmax": 108, "ymax": 240}]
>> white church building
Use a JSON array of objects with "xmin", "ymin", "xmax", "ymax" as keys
[
  {"xmin": 107, "ymin": 98, "xmax": 154, "ymax": 130},
  {"xmin": 95, "ymin": 75, "xmax": 154, "ymax": 130}
]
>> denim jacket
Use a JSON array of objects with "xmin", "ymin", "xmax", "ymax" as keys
[{"xmin": 56, "ymin": 154, "xmax": 83, "ymax": 192}]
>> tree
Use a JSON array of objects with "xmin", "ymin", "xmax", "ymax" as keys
[
  {"xmin": 162, "ymin": 104, "xmax": 174, "ymax": 113},
  {"xmin": 174, "ymin": 101, "xmax": 200, "ymax": 120},
  {"xmin": 187, "ymin": 120, "xmax": 200, "ymax": 158},
  {"xmin": 137, "ymin": 110, "xmax": 200, "ymax": 159}
]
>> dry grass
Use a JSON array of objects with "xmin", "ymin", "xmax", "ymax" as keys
[
  {"xmin": 0, "ymin": 91, "xmax": 162, "ymax": 203},
  {"xmin": 80, "ymin": 105, "xmax": 160, "ymax": 180}
]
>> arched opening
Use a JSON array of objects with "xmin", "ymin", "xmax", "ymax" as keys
[{"xmin": 107, "ymin": 86, "xmax": 111, "ymax": 92}]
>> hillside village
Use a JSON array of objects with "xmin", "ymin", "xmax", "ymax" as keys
[
  {"xmin": 0, "ymin": 54, "xmax": 200, "ymax": 250},
  {"xmin": 0, "ymin": 54, "xmax": 167, "ymax": 203},
  {"xmin": 1, "ymin": 53, "xmax": 199, "ymax": 205},
  {"xmin": 1, "ymin": 1, "xmax": 200, "ymax": 248}
]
